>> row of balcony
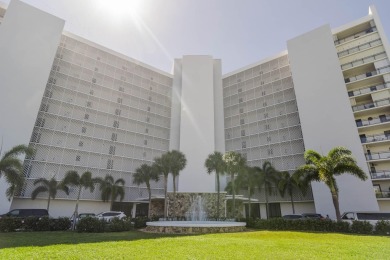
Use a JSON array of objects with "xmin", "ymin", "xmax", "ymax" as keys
[
  {"xmin": 361, "ymin": 133, "xmax": 390, "ymax": 144},
  {"xmin": 375, "ymin": 191, "xmax": 390, "ymax": 199},
  {"xmin": 371, "ymin": 170, "xmax": 390, "ymax": 179},
  {"xmin": 338, "ymin": 38, "xmax": 382, "ymax": 58},
  {"xmin": 356, "ymin": 114, "xmax": 390, "ymax": 128},
  {"xmin": 352, "ymin": 97, "xmax": 390, "ymax": 112},
  {"xmin": 345, "ymin": 65, "xmax": 390, "ymax": 84},
  {"xmin": 366, "ymin": 151, "xmax": 390, "ymax": 161},
  {"xmin": 341, "ymin": 52, "xmax": 386, "ymax": 71},
  {"xmin": 348, "ymin": 81, "xmax": 390, "ymax": 97},
  {"xmin": 334, "ymin": 26, "xmax": 377, "ymax": 46}
]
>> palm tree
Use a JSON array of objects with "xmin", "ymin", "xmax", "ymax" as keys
[
  {"xmin": 205, "ymin": 151, "xmax": 226, "ymax": 219},
  {"xmin": 153, "ymin": 153, "xmax": 171, "ymax": 218},
  {"xmin": 133, "ymin": 164, "xmax": 160, "ymax": 218},
  {"xmin": 255, "ymin": 161, "xmax": 280, "ymax": 219},
  {"xmin": 62, "ymin": 171, "xmax": 97, "ymax": 229},
  {"xmin": 296, "ymin": 147, "xmax": 367, "ymax": 221},
  {"xmin": 0, "ymin": 144, "xmax": 34, "ymax": 200},
  {"xmin": 277, "ymin": 171, "xmax": 309, "ymax": 214},
  {"xmin": 31, "ymin": 177, "xmax": 69, "ymax": 211},
  {"xmin": 96, "ymin": 174, "xmax": 126, "ymax": 210},
  {"xmin": 223, "ymin": 151, "xmax": 246, "ymax": 218},
  {"xmin": 169, "ymin": 150, "xmax": 186, "ymax": 217},
  {"xmin": 236, "ymin": 166, "xmax": 259, "ymax": 218}
]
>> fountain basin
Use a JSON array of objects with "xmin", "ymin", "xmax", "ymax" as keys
[{"xmin": 145, "ymin": 221, "xmax": 246, "ymax": 234}]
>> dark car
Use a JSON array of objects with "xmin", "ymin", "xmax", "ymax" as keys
[
  {"xmin": 302, "ymin": 213, "xmax": 325, "ymax": 220},
  {"xmin": 0, "ymin": 209, "xmax": 49, "ymax": 219},
  {"xmin": 282, "ymin": 214, "xmax": 304, "ymax": 220}
]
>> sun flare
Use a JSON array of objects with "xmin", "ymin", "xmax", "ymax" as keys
[{"xmin": 97, "ymin": 0, "xmax": 144, "ymax": 18}]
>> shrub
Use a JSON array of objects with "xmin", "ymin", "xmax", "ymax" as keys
[
  {"xmin": 133, "ymin": 216, "xmax": 149, "ymax": 229},
  {"xmin": 0, "ymin": 217, "xmax": 23, "ymax": 232},
  {"xmin": 350, "ymin": 221, "xmax": 373, "ymax": 234},
  {"xmin": 375, "ymin": 220, "xmax": 390, "ymax": 235},
  {"xmin": 107, "ymin": 218, "xmax": 132, "ymax": 232},
  {"xmin": 334, "ymin": 221, "xmax": 350, "ymax": 233},
  {"xmin": 50, "ymin": 217, "xmax": 71, "ymax": 231},
  {"xmin": 76, "ymin": 217, "xmax": 105, "ymax": 233},
  {"xmin": 34, "ymin": 216, "xmax": 51, "ymax": 231}
]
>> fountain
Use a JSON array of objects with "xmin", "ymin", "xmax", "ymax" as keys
[{"xmin": 145, "ymin": 193, "xmax": 246, "ymax": 234}]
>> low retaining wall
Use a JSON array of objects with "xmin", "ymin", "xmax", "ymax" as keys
[{"xmin": 145, "ymin": 225, "xmax": 245, "ymax": 234}]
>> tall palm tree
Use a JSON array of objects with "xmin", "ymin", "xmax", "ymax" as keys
[
  {"xmin": 296, "ymin": 147, "xmax": 367, "ymax": 221},
  {"xmin": 31, "ymin": 177, "xmax": 69, "ymax": 211},
  {"xmin": 278, "ymin": 171, "xmax": 309, "ymax": 214},
  {"xmin": 223, "ymin": 151, "xmax": 246, "ymax": 218},
  {"xmin": 153, "ymin": 152, "xmax": 171, "ymax": 218},
  {"xmin": 96, "ymin": 174, "xmax": 126, "ymax": 210},
  {"xmin": 236, "ymin": 166, "xmax": 259, "ymax": 218},
  {"xmin": 169, "ymin": 150, "xmax": 186, "ymax": 217},
  {"xmin": 133, "ymin": 164, "xmax": 160, "ymax": 218},
  {"xmin": 0, "ymin": 144, "xmax": 34, "ymax": 200},
  {"xmin": 255, "ymin": 161, "xmax": 280, "ymax": 219},
  {"xmin": 205, "ymin": 151, "xmax": 226, "ymax": 219},
  {"xmin": 62, "ymin": 171, "xmax": 97, "ymax": 229}
]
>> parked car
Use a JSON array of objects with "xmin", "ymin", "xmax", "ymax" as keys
[
  {"xmin": 96, "ymin": 211, "xmax": 126, "ymax": 222},
  {"xmin": 71, "ymin": 213, "xmax": 96, "ymax": 224},
  {"xmin": 301, "ymin": 213, "xmax": 325, "ymax": 220},
  {"xmin": 282, "ymin": 214, "xmax": 304, "ymax": 220},
  {"xmin": 341, "ymin": 211, "xmax": 390, "ymax": 226},
  {"xmin": 0, "ymin": 209, "xmax": 49, "ymax": 219}
]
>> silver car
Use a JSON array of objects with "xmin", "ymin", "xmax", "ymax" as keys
[{"xmin": 96, "ymin": 211, "xmax": 126, "ymax": 222}]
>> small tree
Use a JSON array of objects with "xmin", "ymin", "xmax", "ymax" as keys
[
  {"xmin": 236, "ymin": 166, "xmax": 259, "ymax": 218},
  {"xmin": 278, "ymin": 171, "xmax": 309, "ymax": 214},
  {"xmin": 205, "ymin": 151, "xmax": 226, "ymax": 219},
  {"xmin": 169, "ymin": 150, "xmax": 187, "ymax": 217},
  {"xmin": 96, "ymin": 175, "xmax": 126, "ymax": 210},
  {"xmin": 31, "ymin": 177, "xmax": 69, "ymax": 211},
  {"xmin": 296, "ymin": 147, "xmax": 367, "ymax": 221},
  {"xmin": 153, "ymin": 153, "xmax": 171, "ymax": 218},
  {"xmin": 133, "ymin": 164, "xmax": 160, "ymax": 218}
]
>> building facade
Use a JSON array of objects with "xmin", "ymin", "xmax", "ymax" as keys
[{"xmin": 0, "ymin": 1, "xmax": 389, "ymax": 218}]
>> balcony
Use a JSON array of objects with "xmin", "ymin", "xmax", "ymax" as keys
[
  {"xmin": 375, "ymin": 191, "xmax": 390, "ymax": 199},
  {"xmin": 352, "ymin": 97, "xmax": 390, "ymax": 112},
  {"xmin": 366, "ymin": 151, "xmax": 390, "ymax": 161},
  {"xmin": 356, "ymin": 115, "xmax": 390, "ymax": 128},
  {"xmin": 341, "ymin": 52, "xmax": 387, "ymax": 71},
  {"xmin": 338, "ymin": 38, "xmax": 382, "ymax": 58},
  {"xmin": 348, "ymin": 82, "xmax": 390, "ymax": 97},
  {"xmin": 345, "ymin": 65, "xmax": 390, "ymax": 84},
  {"xmin": 334, "ymin": 26, "xmax": 377, "ymax": 46},
  {"xmin": 361, "ymin": 133, "xmax": 390, "ymax": 144},
  {"xmin": 371, "ymin": 170, "xmax": 390, "ymax": 179}
]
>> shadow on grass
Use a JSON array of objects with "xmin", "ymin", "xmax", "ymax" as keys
[{"xmin": 0, "ymin": 230, "xmax": 200, "ymax": 249}]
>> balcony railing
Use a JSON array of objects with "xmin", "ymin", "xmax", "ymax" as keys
[
  {"xmin": 365, "ymin": 151, "xmax": 390, "ymax": 161},
  {"xmin": 338, "ymin": 39, "xmax": 382, "ymax": 58},
  {"xmin": 334, "ymin": 26, "xmax": 377, "ymax": 45},
  {"xmin": 345, "ymin": 65, "xmax": 390, "ymax": 84},
  {"xmin": 361, "ymin": 133, "xmax": 390, "ymax": 144},
  {"xmin": 375, "ymin": 191, "xmax": 390, "ymax": 199},
  {"xmin": 352, "ymin": 97, "xmax": 390, "ymax": 112},
  {"xmin": 356, "ymin": 114, "xmax": 390, "ymax": 127},
  {"xmin": 371, "ymin": 170, "xmax": 390, "ymax": 179},
  {"xmin": 341, "ymin": 52, "xmax": 387, "ymax": 70},
  {"xmin": 348, "ymin": 82, "xmax": 390, "ymax": 97}
]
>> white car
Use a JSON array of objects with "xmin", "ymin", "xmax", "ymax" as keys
[{"xmin": 96, "ymin": 211, "xmax": 126, "ymax": 222}]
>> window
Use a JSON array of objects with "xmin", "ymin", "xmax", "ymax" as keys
[
  {"xmin": 239, "ymin": 108, "xmax": 244, "ymax": 114},
  {"xmin": 143, "ymin": 152, "xmax": 147, "ymax": 157},
  {"xmin": 239, "ymin": 98, "xmax": 243, "ymax": 103},
  {"xmin": 113, "ymin": 120, "xmax": 119, "ymax": 128},
  {"xmin": 238, "ymin": 88, "xmax": 242, "ymax": 93},
  {"xmin": 240, "ymin": 118, "xmax": 245, "ymax": 125},
  {"xmin": 107, "ymin": 159, "xmax": 113, "ymax": 169},
  {"xmin": 241, "ymin": 130, "xmax": 246, "ymax": 136},
  {"xmin": 262, "ymin": 91, "xmax": 266, "ymax": 96},
  {"xmin": 31, "ymin": 132, "xmax": 41, "ymax": 143},
  {"xmin": 76, "ymin": 155, "xmax": 80, "ymax": 161},
  {"xmin": 79, "ymin": 141, "xmax": 83, "ymax": 147},
  {"xmin": 144, "ymin": 140, "xmax": 148, "ymax": 145},
  {"xmin": 94, "ymin": 67, "xmax": 98, "ymax": 72},
  {"xmin": 49, "ymin": 78, "xmax": 56, "ymax": 84},
  {"xmin": 146, "ymin": 117, "xmax": 150, "ymax": 123},
  {"xmin": 84, "ymin": 114, "xmax": 89, "ymax": 120},
  {"xmin": 111, "ymin": 133, "xmax": 117, "ymax": 141},
  {"xmin": 109, "ymin": 146, "xmax": 116, "ymax": 155},
  {"xmin": 86, "ymin": 101, "xmax": 92, "ymax": 108},
  {"xmin": 115, "ymin": 109, "xmax": 121, "ymax": 116},
  {"xmin": 242, "ymin": 141, "xmax": 246, "ymax": 149},
  {"xmin": 263, "ymin": 102, "xmax": 267, "ymax": 107},
  {"xmin": 35, "ymin": 118, "xmax": 45, "ymax": 127},
  {"xmin": 148, "ymin": 96, "xmax": 152, "ymax": 101},
  {"xmin": 89, "ymin": 90, "xmax": 94, "ymax": 95},
  {"xmin": 119, "ymin": 87, "xmax": 124, "ymax": 92},
  {"xmin": 264, "ymin": 113, "xmax": 268, "ymax": 118},
  {"xmin": 145, "ymin": 128, "xmax": 149, "ymax": 134},
  {"xmin": 268, "ymin": 148, "xmax": 273, "ymax": 155},
  {"xmin": 237, "ymin": 79, "xmax": 241, "ymax": 83},
  {"xmin": 117, "ymin": 98, "xmax": 122, "ymax": 104},
  {"xmin": 92, "ymin": 78, "xmax": 96, "ymax": 84},
  {"xmin": 242, "ymin": 153, "xmax": 247, "ymax": 159},
  {"xmin": 147, "ymin": 106, "xmax": 151, "ymax": 112},
  {"xmin": 267, "ymin": 136, "xmax": 271, "ymax": 142},
  {"xmin": 45, "ymin": 90, "xmax": 53, "ymax": 98},
  {"xmin": 121, "ymin": 76, "xmax": 126, "ymax": 81},
  {"xmin": 265, "ymin": 124, "xmax": 270, "ymax": 130},
  {"xmin": 40, "ymin": 104, "xmax": 49, "ymax": 112},
  {"xmin": 82, "ymin": 127, "xmax": 87, "ymax": 133},
  {"xmin": 261, "ymin": 81, "xmax": 264, "ymax": 85}
]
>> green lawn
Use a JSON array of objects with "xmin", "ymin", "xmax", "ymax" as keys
[{"xmin": 1, "ymin": 230, "xmax": 389, "ymax": 259}]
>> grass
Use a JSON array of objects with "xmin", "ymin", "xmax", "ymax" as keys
[{"xmin": 0, "ymin": 230, "xmax": 389, "ymax": 259}]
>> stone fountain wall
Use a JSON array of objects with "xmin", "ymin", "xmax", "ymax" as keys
[{"xmin": 167, "ymin": 192, "xmax": 226, "ymax": 219}]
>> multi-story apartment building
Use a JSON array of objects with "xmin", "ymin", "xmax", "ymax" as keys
[{"xmin": 0, "ymin": 0, "xmax": 389, "ymax": 218}]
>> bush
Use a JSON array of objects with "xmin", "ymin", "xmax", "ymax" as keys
[
  {"xmin": 133, "ymin": 216, "xmax": 149, "ymax": 229},
  {"xmin": 76, "ymin": 217, "xmax": 105, "ymax": 233},
  {"xmin": 50, "ymin": 217, "xmax": 71, "ymax": 231},
  {"xmin": 350, "ymin": 221, "xmax": 373, "ymax": 234},
  {"xmin": 34, "ymin": 216, "xmax": 51, "ymax": 231},
  {"xmin": 334, "ymin": 221, "xmax": 350, "ymax": 233},
  {"xmin": 107, "ymin": 218, "xmax": 132, "ymax": 232},
  {"xmin": 0, "ymin": 217, "xmax": 23, "ymax": 232},
  {"xmin": 375, "ymin": 220, "xmax": 390, "ymax": 235}
]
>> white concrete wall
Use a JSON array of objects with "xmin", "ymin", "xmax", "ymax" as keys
[
  {"xmin": 0, "ymin": 0, "xmax": 64, "ymax": 214},
  {"xmin": 177, "ymin": 56, "xmax": 217, "ymax": 192},
  {"xmin": 287, "ymin": 25, "xmax": 379, "ymax": 219},
  {"xmin": 11, "ymin": 198, "xmax": 110, "ymax": 218},
  {"xmin": 280, "ymin": 202, "xmax": 316, "ymax": 216},
  {"xmin": 378, "ymin": 201, "xmax": 390, "ymax": 212}
]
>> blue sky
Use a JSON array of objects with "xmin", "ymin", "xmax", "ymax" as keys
[{"xmin": 2, "ymin": 0, "xmax": 390, "ymax": 74}]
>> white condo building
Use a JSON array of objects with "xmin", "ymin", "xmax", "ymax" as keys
[{"xmin": 0, "ymin": 0, "xmax": 389, "ymax": 218}]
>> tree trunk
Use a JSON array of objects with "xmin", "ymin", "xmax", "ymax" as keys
[
  {"xmin": 72, "ymin": 186, "xmax": 82, "ymax": 230},
  {"xmin": 331, "ymin": 192, "xmax": 341, "ymax": 221},
  {"xmin": 172, "ymin": 174, "xmax": 176, "ymax": 219},
  {"xmin": 216, "ymin": 173, "xmax": 220, "ymax": 220},
  {"xmin": 265, "ymin": 184, "xmax": 269, "ymax": 219},
  {"xmin": 147, "ymin": 184, "xmax": 152, "ymax": 219},
  {"xmin": 231, "ymin": 172, "xmax": 235, "ymax": 219},
  {"xmin": 164, "ymin": 175, "xmax": 168, "ymax": 219},
  {"xmin": 47, "ymin": 195, "xmax": 51, "ymax": 211},
  {"xmin": 248, "ymin": 187, "xmax": 251, "ymax": 219},
  {"xmin": 290, "ymin": 190, "xmax": 295, "ymax": 214}
]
